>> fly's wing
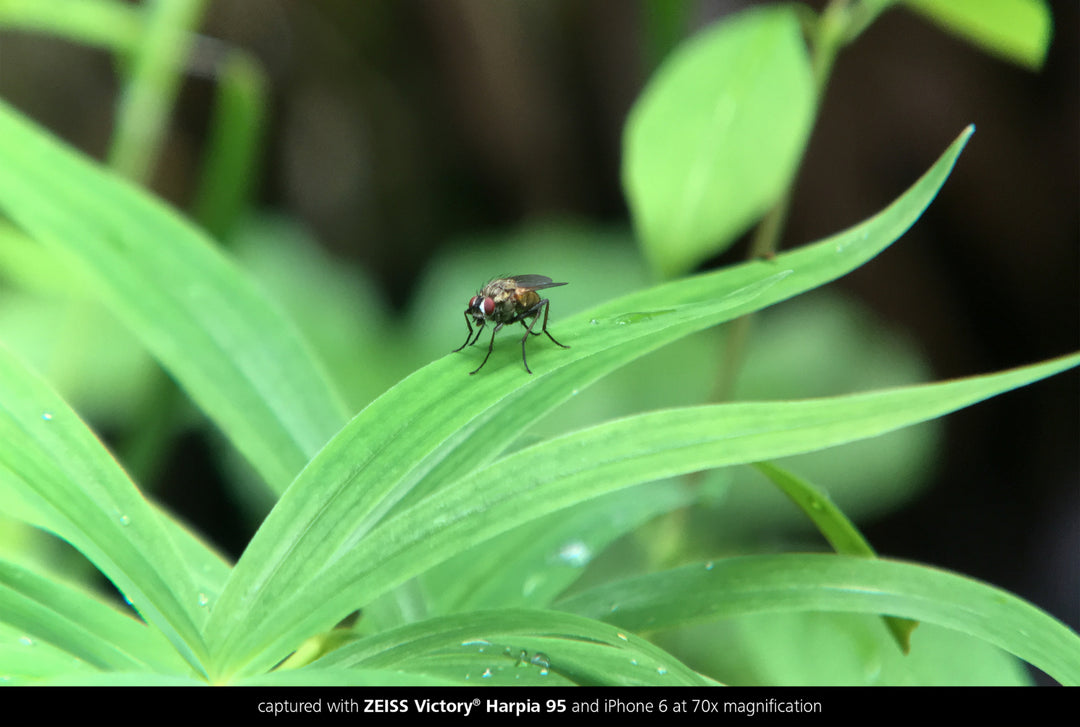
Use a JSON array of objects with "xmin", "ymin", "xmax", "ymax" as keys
[{"xmin": 508, "ymin": 274, "xmax": 568, "ymax": 291}]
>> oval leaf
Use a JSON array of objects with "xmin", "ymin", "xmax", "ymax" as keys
[{"xmin": 624, "ymin": 5, "xmax": 815, "ymax": 276}]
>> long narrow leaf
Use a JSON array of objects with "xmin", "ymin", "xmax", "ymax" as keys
[
  {"xmin": 205, "ymin": 127, "xmax": 975, "ymax": 676},
  {"xmin": 0, "ymin": 558, "xmax": 189, "ymax": 678},
  {"xmin": 416, "ymin": 480, "xmax": 695, "ymax": 617},
  {"xmin": 107, "ymin": 0, "xmax": 207, "ymax": 181},
  {"xmin": 0, "ymin": 343, "xmax": 231, "ymax": 675},
  {"xmin": 211, "ymin": 349, "xmax": 1076, "ymax": 677},
  {"xmin": 555, "ymin": 554, "xmax": 1080, "ymax": 686},
  {"xmin": 310, "ymin": 609, "xmax": 714, "ymax": 686},
  {"xmin": 751, "ymin": 461, "xmax": 918, "ymax": 652},
  {"xmin": 395, "ymin": 126, "xmax": 976, "ymax": 512},
  {"xmin": 0, "ymin": 100, "xmax": 349, "ymax": 493}
]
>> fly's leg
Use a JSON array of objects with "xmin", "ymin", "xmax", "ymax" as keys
[
  {"xmin": 519, "ymin": 299, "xmax": 566, "ymax": 373},
  {"xmin": 452, "ymin": 312, "xmax": 482, "ymax": 352},
  {"xmin": 470, "ymin": 323, "xmax": 502, "ymax": 375},
  {"xmin": 538, "ymin": 298, "xmax": 569, "ymax": 349}
]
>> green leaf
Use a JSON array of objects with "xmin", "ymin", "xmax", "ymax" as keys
[
  {"xmin": 416, "ymin": 480, "xmax": 695, "ymax": 617},
  {"xmin": 0, "ymin": 342, "xmax": 230, "ymax": 675},
  {"xmin": 751, "ymin": 461, "xmax": 918, "ymax": 652},
  {"xmin": 556, "ymin": 554, "xmax": 1080, "ymax": 686},
  {"xmin": 0, "ymin": 0, "xmax": 142, "ymax": 52},
  {"xmin": 688, "ymin": 613, "xmax": 1032, "ymax": 685},
  {"xmin": 311, "ymin": 610, "xmax": 714, "ymax": 686},
  {"xmin": 204, "ymin": 127, "xmax": 973, "ymax": 678},
  {"xmin": 623, "ymin": 4, "xmax": 816, "ymax": 276},
  {"xmin": 0, "ymin": 99, "xmax": 350, "ymax": 494},
  {"xmin": 904, "ymin": 0, "xmax": 1052, "ymax": 70},
  {"xmin": 401, "ymin": 127, "xmax": 973, "ymax": 513},
  {"xmin": 236, "ymin": 668, "xmax": 457, "ymax": 687},
  {"xmin": 209, "ymin": 346, "xmax": 1075, "ymax": 677},
  {"xmin": 14, "ymin": 672, "xmax": 208, "ymax": 686},
  {"xmin": 0, "ymin": 558, "xmax": 189, "ymax": 679},
  {"xmin": 107, "ymin": 0, "xmax": 208, "ymax": 181},
  {"xmin": 191, "ymin": 51, "xmax": 268, "ymax": 238}
]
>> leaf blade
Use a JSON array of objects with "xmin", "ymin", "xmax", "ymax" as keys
[
  {"xmin": 0, "ymin": 99, "xmax": 349, "ymax": 494},
  {"xmin": 556, "ymin": 554, "xmax": 1080, "ymax": 686},
  {"xmin": 624, "ymin": 4, "xmax": 816, "ymax": 275},
  {"xmin": 211, "ymin": 349, "xmax": 1076, "ymax": 676}
]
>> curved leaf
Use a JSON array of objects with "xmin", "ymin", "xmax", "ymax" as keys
[
  {"xmin": 556, "ymin": 554, "xmax": 1080, "ymax": 686},
  {"xmin": 624, "ymin": 4, "xmax": 816, "ymax": 275},
  {"xmin": 0, "ymin": 100, "xmax": 349, "ymax": 494},
  {"xmin": 208, "ymin": 347, "xmax": 1075, "ymax": 677},
  {"xmin": 0, "ymin": 558, "xmax": 188, "ymax": 677},
  {"xmin": 905, "ymin": 0, "xmax": 1052, "ymax": 70},
  {"xmin": 203, "ymin": 126, "xmax": 974, "ymax": 678},
  {"xmin": 311, "ymin": 609, "xmax": 714, "ymax": 686},
  {"xmin": 0, "ymin": 342, "xmax": 230, "ymax": 675}
]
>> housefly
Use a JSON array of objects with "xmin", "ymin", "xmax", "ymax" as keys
[{"xmin": 453, "ymin": 275, "xmax": 569, "ymax": 374}]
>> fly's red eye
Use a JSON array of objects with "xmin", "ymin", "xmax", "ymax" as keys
[
  {"xmin": 468, "ymin": 295, "xmax": 480, "ymax": 310},
  {"xmin": 481, "ymin": 297, "xmax": 495, "ymax": 315}
]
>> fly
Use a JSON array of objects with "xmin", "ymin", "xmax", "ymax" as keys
[{"xmin": 453, "ymin": 274, "xmax": 569, "ymax": 374}]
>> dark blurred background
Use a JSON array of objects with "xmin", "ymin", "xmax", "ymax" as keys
[{"xmin": 0, "ymin": 0, "xmax": 1076, "ymax": 668}]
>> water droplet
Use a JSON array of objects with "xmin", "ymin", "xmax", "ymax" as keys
[
  {"xmin": 616, "ymin": 632, "xmax": 628, "ymax": 641},
  {"xmin": 529, "ymin": 652, "xmax": 550, "ymax": 669},
  {"xmin": 197, "ymin": 593, "xmax": 209, "ymax": 607},
  {"xmin": 610, "ymin": 309, "xmax": 677, "ymax": 326},
  {"xmin": 18, "ymin": 636, "xmax": 33, "ymax": 647},
  {"xmin": 808, "ymin": 498, "xmax": 824, "ymax": 511},
  {"xmin": 462, "ymin": 639, "xmax": 491, "ymax": 648},
  {"xmin": 522, "ymin": 574, "xmax": 543, "ymax": 597},
  {"xmin": 41, "ymin": 412, "xmax": 53, "ymax": 421},
  {"xmin": 481, "ymin": 668, "xmax": 493, "ymax": 679},
  {"xmin": 657, "ymin": 666, "xmax": 668, "ymax": 675},
  {"xmin": 704, "ymin": 561, "xmax": 714, "ymax": 570},
  {"xmin": 570, "ymin": 389, "xmax": 579, "ymax": 396},
  {"xmin": 556, "ymin": 540, "xmax": 592, "ymax": 567},
  {"xmin": 119, "ymin": 514, "xmax": 131, "ymax": 526},
  {"xmin": 589, "ymin": 319, "xmax": 598, "ymax": 325}
]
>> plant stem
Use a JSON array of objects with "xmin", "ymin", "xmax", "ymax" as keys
[
  {"xmin": 107, "ymin": 0, "xmax": 207, "ymax": 183},
  {"xmin": 715, "ymin": 0, "xmax": 865, "ymax": 402}
]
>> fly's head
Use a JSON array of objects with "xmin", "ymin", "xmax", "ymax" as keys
[{"xmin": 467, "ymin": 294, "xmax": 496, "ymax": 323}]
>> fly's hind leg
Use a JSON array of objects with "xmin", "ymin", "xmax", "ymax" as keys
[
  {"xmin": 537, "ymin": 299, "xmax": 569, "ymax": 349},
  {"xmin": 518, "ymin": 299, "xmax": 568, "ymax": 374}
]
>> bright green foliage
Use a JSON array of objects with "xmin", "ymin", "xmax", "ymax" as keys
[
  {"xmin": 0, "ymin": 0, "xmax": 1072, "ymax": 689},
  {"xmin": 906, "ymin": 0, "xmax": 1052, "ymax": 70},
  {"xmin": 0, "ymin": 100, "xmax": 349, "ymax": 495},
  {"xmin": 623, "ymin": 5, "xmax": 815, "ymax": 276}
]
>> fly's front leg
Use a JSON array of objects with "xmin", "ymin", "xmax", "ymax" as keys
[
  {"xmin": 452, "ymin": 312, "xmax": 481, "ymax": 352},
  {"xmin": 470, "ymin": 322, "xmax": 503, "ymax": 375}
]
